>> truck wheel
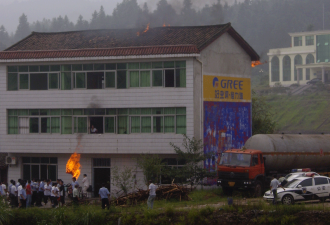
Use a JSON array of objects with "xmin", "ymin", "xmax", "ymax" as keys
[
  {"xmin": 282, "ymin": 195, "xmax": 294, "ymax": 205},
  {"xmin": 222, "ymin": 187, "xmax": 233, "ymax": 196},
  {"xmin": 253, "ymin": 181, "xmax": 263, "ymax": 197}
]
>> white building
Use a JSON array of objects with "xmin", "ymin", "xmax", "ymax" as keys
[
  {"xmin": 268, "ymin": 30, "xmax": 330, "ymax": 87},
  {"xmin": 0, "ymin": 23, "xmax": 258, "ymax": 195}
]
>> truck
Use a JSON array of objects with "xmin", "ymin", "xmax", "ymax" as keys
[{"xmin": 217, "ymin": 134, "xmax": 330, "ymax": 197}]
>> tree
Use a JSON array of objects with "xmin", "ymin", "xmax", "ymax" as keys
[
  {"xmin": 170, "ymin": 135, "xmax": 215, "ymax": 190},
  {"xmin": 152, "ymin": 0, "xmax": 178, "ymax": 27},
  {"xmin": 75, "ymin": 15, "xmax": 89, "ymax": 30},
  {"xmin": 252, "ymin": 92, "xmax": 277, "ymax": 135},
  {"xmin": 0, "ymin": 25, "xmax": 10, "ymax": 50},
  {"xmin": 137, "ymin": 154, "xmax": 163, "ymax": 185},
  {"xmin": 111, "ymin": 166, "xmax": 136, "ymax": 196},
  {"xmin": 15, "ymin": 14, "xmax": 30, "ymax": 42}
]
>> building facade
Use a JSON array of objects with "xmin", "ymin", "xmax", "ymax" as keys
[
  {"xmin": 268, "ymin": 30, "xmax": 330, "ymax": 87},
  {"xmin": 0, "ymin": 23, "xmax": 258, "ymax": 194}
]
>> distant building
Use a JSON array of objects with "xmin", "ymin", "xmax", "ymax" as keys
[
  {"xmin": 0, "ymin": 23, "xmax": 258, "ymax": 192},
  {"xmin": 268, "ymin": 30, "xmax": 330, "ymax": 87}
]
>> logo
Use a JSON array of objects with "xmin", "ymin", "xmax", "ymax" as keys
[
  {"xmin": 213, "ymin": 77, "xmax": 219, "ymax": 88},
  {"xmin": 302, "ymin": 187, "xmax": 307, "ymax": 194}
]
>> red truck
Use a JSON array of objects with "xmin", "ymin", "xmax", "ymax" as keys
[{"xmin": 217, "ymin": 134, "xmax": 330, "ymax": 196}]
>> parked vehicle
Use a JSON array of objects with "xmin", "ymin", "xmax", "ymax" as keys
[
  {"xmin": 281, "ymin": 170, "xmax": 320, "ymax": 185},
  {"xmin": 307, "ymin": 78, "xmax": 321, "ymax": 84},
  {"xmin": 217, "ymin": 134, "xmax": 330, "ymax": 197},
  {"xmin": 263, "ymin": 175, "xmax": 330, "ymax": 205}
]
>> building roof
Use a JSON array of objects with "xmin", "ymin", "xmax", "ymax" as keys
[{"xmin": 0, "ymin": 23, "xmax": 259, "ymax": 61}]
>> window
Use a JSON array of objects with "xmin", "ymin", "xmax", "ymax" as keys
[
  {"xmin": 87, "ymin": 72, "xmax": 103, "ymax": 89},
  {"xmin": 160, "ymin": 158, "xmax": 185, "ymax": 184},
  {"xmin": 8, "ymin": 107, "xmax": 186, "ymax": 135},
  {"xmin": 316, "ymin": 34, "xmax": 330, "ymax": 63},
  {"xmin": 22, "ymin": 157, "xmax": 57, "ymax": 181},
  {"xmin": 283, "ymin": 56, "xmax": 291, "ymax": 81},
  {"xmin": 271, "ymin": 56, "xmax": 279, "ymax": 82},
  {"xmin": 294, "ymin": 36, "xmax": 302, "ymax": 46},
  {"xmin": 299, "ymin": 178, "xmax": 313, "ymax": 187},
  {"xmin": 315, "ymin": 177, "xmax": 328, "ymax": 185},
  {"xmin": 7, "ymin": 61, "xmax": 186, "ymax": 91},
  {"xmin": 306, "ymin": 36, "xmax": 314, "ymax": 46}
]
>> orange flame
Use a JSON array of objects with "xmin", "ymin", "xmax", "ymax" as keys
[
  {"xmin": 163, "ymin": 23, "xmax": 170, "ymax": 27},
  {"xmin": 137, "ymin": 32, "xmax": 140, "ymax": 36},
  {"xmin": 143, "ymin": 23, "xmax": 150, "ymax": 33},
  {"xmin": 66, "ymin": 152, "xmax": 81, "ymax": 179},
  {"xmin": 251, "ymin": 61, "xmax": 267, "ymax": 67}
]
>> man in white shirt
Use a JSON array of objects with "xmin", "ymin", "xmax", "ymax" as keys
[
  {"xmin": 82, "ymin": 174, "xmax": 89, "ymax": 197},
  {"xmin": 147, "ymin": 180, "xmax": 157, "ymax": 209},
  {"xmin": 1, "ymin": 181, "xmax": 6, "ymax": 197},
  {"xmin": 270, "ymin": 175, "xmax": 285, "ymax": 205},
  {"xmin": 51, "ymin": 183, "xmax": 59, "ymax": 208},
  {"xmin": 17, "ymin": 183, "xmax": 22, "ymax": 207},
  {"xmin": 44, "ymin": 180, "xmax": 52, "ymax": 205},
  {"xmin": 10, "ymin": 181, "xmax": 18, "ymax": 207}
]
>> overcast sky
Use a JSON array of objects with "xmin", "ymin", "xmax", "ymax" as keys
[{"xmin": 0, "ymin": 0, "xmax": 242, "ymax": 33}]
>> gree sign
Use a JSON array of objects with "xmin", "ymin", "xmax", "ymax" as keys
[{"xmin": 203, "ymin": 75, "xmax": 251, "ymax": 102}]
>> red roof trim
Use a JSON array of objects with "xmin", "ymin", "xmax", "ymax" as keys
[{"xmin": 0, "ymin": 45, "xmax": 200, "ymax": 60}]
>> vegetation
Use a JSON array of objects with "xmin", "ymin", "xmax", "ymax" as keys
[
  {"xmin": 1, "ymin": 192, "xmax": 330, "ymax": 224},
  {"xmin": 266, "ymin": 92, "xmax": 330, "ymax": 133},
  {"xmin": 252, "ymin": 92, "xmax": 277, "ymax": 135},
  {"xmin": 1, "ymin": 0, "xmax": 329, "ymax": 61},
  {"xmin": 137, "ymin": 154, "xmax": 164, "ymax": 185},
  {"xmin": 170, "ymin": 135, "xmax": 215, "ymax": 188},
  {"xmin": 111, "ymin": 166, "xmax": 137, "ymax": 195}
]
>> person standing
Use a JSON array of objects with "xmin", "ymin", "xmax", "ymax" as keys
[
  {"xmin": 44, "ymin": 180, "xmax": 51, "ymax": 205},
  {"xmin": 31, "ymin": 178, "xmax": 38, "ymax": 206},
  {"xmin": 82, "ymin": 174, "xmax": 89, "ymax": 197},
  {"xmin": 26, "ymin": 180, "xmax": 32, "ymax": 208},
  {"xmin": 270, "ymin": 175, "xmax": 285, "ymax": 205},
  {"xmin": 10, "ymin": 180, "xmax": 18, "ymax": 208},
  {"xmin": 98, "ymin": 183, "xmax": 110, "ymax": 209},
  {"xmin": 147, "ymin": 180, "xmax": 157, "ymax": 209},
  {"xmin": 38, "ymin": 179, "xmax": 45, "ymax": 206},
  {"xmin": 59, "ymin": 180, "xmax": 65, "ymax": 206},
  {"xmin": 72, "ymin": 184, "xmax": 79, "ymax": 207},
  {"xmin": 19, "ymin": 183, "xmax": 27, "ymax": 209},
  {"xmin": 1, "ymin": 181, "xmax": 7, "ymax": 197},
  {"xmin": 51, "ymin": 183, "xmax": 59, "ymax": 208}
]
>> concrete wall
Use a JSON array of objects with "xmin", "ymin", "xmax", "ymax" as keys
[{"xmin": 0, "ymin": 58, "xmax": 194, "ymax": 156}]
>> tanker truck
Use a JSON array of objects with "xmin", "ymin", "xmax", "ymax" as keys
[{"xmin": 217, "ymin": 134, "xmax": 330, "ymax": 197}]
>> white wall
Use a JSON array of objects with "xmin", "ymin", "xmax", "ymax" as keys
[{"xmin": 0, "ymin": 58, "xmax": 194, "ymax": 155}]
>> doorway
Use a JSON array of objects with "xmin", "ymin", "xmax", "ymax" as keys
[{"xmin": 93, "ymin": 168, "xmax": 110, "ymax": 197}]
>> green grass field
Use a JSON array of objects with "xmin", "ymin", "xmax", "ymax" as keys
[{"xmin": 265, "ymin": 92, "xmax": 330, "ymax": 133}]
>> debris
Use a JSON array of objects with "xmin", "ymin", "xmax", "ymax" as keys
[{"xmin": 111, "ymin": 184, "xmax": 190, "ymax": 206}]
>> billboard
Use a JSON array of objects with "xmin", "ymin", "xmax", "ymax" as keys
[{"xmin": 203, "ymin": 75, "xmax": 252, "ymax": 172}]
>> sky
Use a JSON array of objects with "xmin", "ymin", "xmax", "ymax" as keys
[{"xmin": 0, "ymin": 0, "xmax": 243, "ymax": 33}]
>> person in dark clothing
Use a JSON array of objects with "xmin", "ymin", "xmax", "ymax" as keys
[
  {"xmin": 99, "ymin": 183, "xmax": 110, "ymax": 209},
  {"xmin": 59, "ymin": 180, "xmax": 65, "ymax": 206}
]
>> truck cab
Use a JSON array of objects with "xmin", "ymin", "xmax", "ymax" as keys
[{"xmin": 217, "ymin": 149, "xmax": 265, "ymax": 196}]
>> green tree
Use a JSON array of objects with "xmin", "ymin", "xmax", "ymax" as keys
[
  {"xmin": 15, "ymin": 14, "xmax": 30, "ymax": 42},
  {"xmin": 111, "ymin": 166, "xmax": 136, "ymax": 195},
  {"xmin": 137, "ymin": 154, "xmax": 163, "ymax": 185},
  {"xmin": 170, "ymin": 135, "xmax": 215, "ymax": 190},
  {"xmin": 252, "ymin": 92, "xmax": 277, "ymax": 135}
]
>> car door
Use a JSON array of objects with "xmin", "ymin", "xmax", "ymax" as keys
[
  {"xmin": 298, "ymin": 178, "xmax": 314, "ymax": 200},
  {"xmin": 314, "ymin": 177, "xmax": 329, "ymax": 198}
]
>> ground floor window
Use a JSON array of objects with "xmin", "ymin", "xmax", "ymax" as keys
[
  {"xmin": 160, "ymin": 158, "xmax": 185, "ymax": 184},
  {"xmin": 22, "ymin": 157, "xmax": 57, "ymax": 181}
]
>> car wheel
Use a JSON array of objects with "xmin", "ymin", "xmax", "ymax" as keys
[{"xmin": 282, "ymin": 195, "xmax": 294, "ymax": 205}]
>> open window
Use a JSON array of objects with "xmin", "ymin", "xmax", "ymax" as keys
[
  {"xmin": 164, "ymin": 70, "xmax": 175, "ymax": 87},
  {"xmin": 87, "ymin": 72, "xmax": 104, "ymax": 89},
  {"xmin": 30, "ymin": 73, "xmax": 48, "ymax": 90},
  {"xmin": 89, "ymin": 117, "xmax": 103, "ymax": 134}
]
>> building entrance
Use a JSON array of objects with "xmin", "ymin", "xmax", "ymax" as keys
[{"xmin": 92, "ymin": 158, "xmax": 111, "ymax": 197}]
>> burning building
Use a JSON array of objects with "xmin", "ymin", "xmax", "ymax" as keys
[{"xmin": 0, "ymin": 23, "xmax": 258, "ymax": 194}]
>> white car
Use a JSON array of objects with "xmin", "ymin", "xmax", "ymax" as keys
[
  {"xmin": 283, "ymin": 172, "xmax": 319, "ymax": 182},
  {"xmin": 263, "ymin": 176, "xmax": 330, "ymax": 205}
]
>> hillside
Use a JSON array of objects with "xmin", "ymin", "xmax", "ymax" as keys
[{"xmin": 266, "ymin": 93, "xmax": 330, "ymax": 134}]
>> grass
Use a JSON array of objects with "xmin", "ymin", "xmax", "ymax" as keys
[
  {"xmin": 265, "ymin": 92, "xmax": 330, "ymax": 133},
  {"xmin": 2, "ymin": 193, "xmax": 330, "ymax": 224}
]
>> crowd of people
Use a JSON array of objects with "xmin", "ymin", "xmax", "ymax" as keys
[{"xmin": 0, "ymin": 174, "xmax": 92, "ymax": 209}]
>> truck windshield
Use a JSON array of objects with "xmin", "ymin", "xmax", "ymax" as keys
[{"xmin": 219, "ymin": 153, "xmax": 251, "ymax": 167}]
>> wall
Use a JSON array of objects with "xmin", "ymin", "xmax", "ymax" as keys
[
  {"xmin": 200, "ymin": 33, "xmax": 252, "ymax": 173},
  {"xmin": 0, "ymin": 57, "xmax": 194, "ymax": 156}
]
